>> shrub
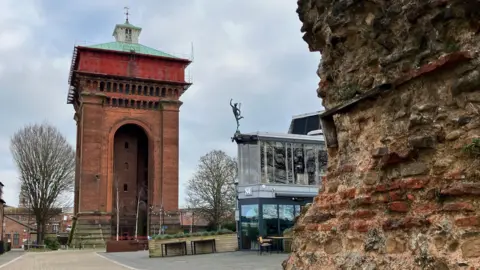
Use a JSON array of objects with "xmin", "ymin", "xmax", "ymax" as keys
[
  {"xmin": 44, "ymin": 237, "xmax": 60, "ymax": 250},
  {"xmin": 463, "ymin": 138, "xmax": 480, "ymax": 158}
]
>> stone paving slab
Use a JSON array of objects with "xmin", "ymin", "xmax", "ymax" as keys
[
  {"xmin": 1, "ymin": 250, "xmax": 128, "ymax": 270},
  {"xmin": 0, "ymin": 250, "xmax": 25, "ymax": 267},
  {"xmin": 100, "ymin": 251, "xmax": 288, "ymax": 270}
]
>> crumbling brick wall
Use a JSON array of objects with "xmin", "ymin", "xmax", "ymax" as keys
[{"xmin": 284, "ymin": 0, "xmax": 480, "ymax": 269}]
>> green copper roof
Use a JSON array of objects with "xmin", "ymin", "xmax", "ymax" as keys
[
  {"xmin": 115, "ymin": 22, "xmax": 142, "ymax": 30},
  {"xmin": 85, "ymin": 41, "xmax": 179, "ymax": 59}
]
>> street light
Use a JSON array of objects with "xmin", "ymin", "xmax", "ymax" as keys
[{"xmin": 233, "ymin": 178, "xmax": 239, "ymax": 244}]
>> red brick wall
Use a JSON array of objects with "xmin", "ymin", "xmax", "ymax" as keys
[
  {"xmin": 77, "ymin": 49, "xmax": 187, "ymax": 82},
  {"xmin": 73, "ymin": 70, "xmax": 184, "ymax": 217}
]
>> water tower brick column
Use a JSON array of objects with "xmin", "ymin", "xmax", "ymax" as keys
[
  {"xmin": 79, "ymin": 95, "xmax": 105, "ymax": 213},
  {"xmin": 161, "ymin": 108, "xmax": 180, "ymax": 211}
]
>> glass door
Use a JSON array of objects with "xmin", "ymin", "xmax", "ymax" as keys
[
  {"xmin": 240, "ymin": 204, "xmax": 259, "ymax": 250},
  {"xmin": 262, "ymin": 204, "xmax": 279, "ymax": 237}
]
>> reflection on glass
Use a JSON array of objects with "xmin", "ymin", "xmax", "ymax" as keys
[
  {"xmin": 292, "ymin": 144, "xmax": 306, "ymax": 185},
  {"xmin": 238, "ymin": 143, "xmax": 261, "ymax": 185},
  {"xmin": 241, "ymin": 204, "xmax": 259, "ymax": 250},
  {"xmin": 256, "ymin": 140, "xmax": 327, "ymax": 186},
  {"xmin": 274, "ymin": 142, "xmax": 287, "ymax": 184},
  {"xmin": 305, "ymin": 145, "xmax": 316, "ymax": 185},
  {"xmin": 295, "ymin": 205, "xmax": 301, "ymax": 217},
  {"xmin": 279, "ymin": 205, "xmax": 295, "ymax": 234},
  {"xmin": 265, "ymin": 142, "xmax": 275, "ymax": 183},
  {"xmin": 286, "ymin": 144, "xmax": 294, "ymax": 184},
  {"xmin": 262, "ymin": 204, "xmax": 279, "ymax": 236}
]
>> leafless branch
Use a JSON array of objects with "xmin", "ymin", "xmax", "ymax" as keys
[
  {"xmin": 185, "ymin": 150, "xmax": 236, "ymax": 230},
  {"xmin": 10, "ymin": 122, "xmax": 75, "ymax": 243}
]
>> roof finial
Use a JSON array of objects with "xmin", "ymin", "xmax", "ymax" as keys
[{"xmin": 124, "ymin": 6, "xmax": 130, "ymax": 23}]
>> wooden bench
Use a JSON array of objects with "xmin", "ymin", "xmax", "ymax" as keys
[
  {"xmin": 190, "ymin": 239, "xmax": 216, "ymax": 255},
  {"xmin": 160, "ymin": 241, "xmax": 187, "ymax": 257}
]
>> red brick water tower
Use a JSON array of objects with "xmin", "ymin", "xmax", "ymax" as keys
[{"xmin": 67, "ymin": 16, "xmax": 191, "ymax": 238}]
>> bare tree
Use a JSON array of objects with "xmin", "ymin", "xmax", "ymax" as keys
[
  {"xmin": 10, "ymin": 123, "xmax": 75, "ymax": 244},
  {"xmin": 186, "ymin": 150, "xmax": 236, "ymax": 230}
]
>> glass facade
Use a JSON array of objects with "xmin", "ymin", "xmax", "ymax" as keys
[
  {"xmin": 238, "ymin": 199, "xmax": 308, "ymax": 250},
  {"xmin": 238, "ymin": 139, "xmax": 326, "ymax": 186}
]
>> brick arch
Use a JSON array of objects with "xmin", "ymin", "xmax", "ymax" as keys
[
  {"xmin": 106, "ymin": 118, "xmax": 157, "ymax": 214},
  {"xmin": 109, "ymin": 119, "xmax": 154, "ymax": 142}
]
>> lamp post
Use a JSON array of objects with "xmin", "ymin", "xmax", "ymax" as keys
[{"xmin": 233, "ymin": 178, "xmax": 239, "ymax": 247}]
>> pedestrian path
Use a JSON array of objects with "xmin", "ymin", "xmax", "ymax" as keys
[{"xmin": 0, "ymin": 250, "xmax": 130, "ymax": 270}]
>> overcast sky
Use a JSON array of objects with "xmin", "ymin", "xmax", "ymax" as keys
[{"xmin": 0, "ymin": 0, "xmax": 322, "ymax": 207}]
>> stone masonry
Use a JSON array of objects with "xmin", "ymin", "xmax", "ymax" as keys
[{"xmin": 284, "ymin": 1, "xmax": 480, "ymax": 269}]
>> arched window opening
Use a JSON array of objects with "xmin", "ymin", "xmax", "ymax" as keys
[
  {"xmin": 106, "ymin": 82, "xmax": 111, "ymax": 92},
  {"xmin": 119, "ymin": 84, "xmax": 124, "ymax": 93},
  {"xmin": 123, "ymin": 184, "xmax": 128, "ymax": 192},
  {"xmin": 155, "ymin": 87, "xmax": 160, "ymax": 96},
  {"xmin": 99, "ymin": 82, "xmax": 105, "ymax": 91},
  {"xmin": 125, "ymin": 84, "xmax": 130, "ymax": 94},
  {"xmin": 161, "ymin": 88, "xmax": 166, "ymax": 97},
  {"xmin": 143, "ymin": 86, "xmax": 148, "ymax": 95},
  {"xmin": 149, "ymin": 87, "xmax": 154, "ymax": 96}
]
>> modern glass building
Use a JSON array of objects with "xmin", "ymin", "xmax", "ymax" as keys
[{"xmin": 233, "ymin": 131, "xmax": 326, "ymax": 250}]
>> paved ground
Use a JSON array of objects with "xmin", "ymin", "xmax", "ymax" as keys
[
  {"xmin": 101, "ymin": 250, "xmax": 288, "ymax": 270},
  {"xmin": 0, "ymin": 250, "xmax": 287, "ymax": 270},
  {"xmin": 0, "ymin": 250, "xmax": 129, "ymax": 270}
]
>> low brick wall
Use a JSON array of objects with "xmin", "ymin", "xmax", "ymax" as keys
[
  {"xmin": 148, "ymin": 234, "xmax": 238, "ymax": 258},
  {"xmin": 106, "ymin": 240, "xmax": 147, "ymax": 253}
]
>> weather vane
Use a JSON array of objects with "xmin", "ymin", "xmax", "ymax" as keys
[
  {"xmin": 230, "ymin": 99, "xmax": 244, "ymax": 137},
  {"xmin": 124, "ymin": 6, "xmax": 130, "ymax": 23}
]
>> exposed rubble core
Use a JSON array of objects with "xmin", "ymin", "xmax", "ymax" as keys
[{"xmin": 284, "ymin": 0, "xmax": 480, "ymax": 269}]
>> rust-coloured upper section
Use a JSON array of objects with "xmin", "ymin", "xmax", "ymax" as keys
[{"xmin": 67, "ymin": 45, "xmax": 191, "ymax": 105}]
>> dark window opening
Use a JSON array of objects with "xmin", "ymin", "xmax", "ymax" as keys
[
  {"xmin": 119, "ymin": 84, "xmax": 124, "ymax": 93},
  {"xmin": 161, "ymin": 88, "xmax": 166, "ymax": 97},
  {"xmin": 119, "ymin": 99, "xmax": 124, "ymax": 106},
  {"xmin": 149, "ymin": 87, "xmax": 154, "ymax": 96},
  {"xmin": 112, "ymin": 99, "xmax": 118, "ymax": 106},
  {"xmin": 143, "ymin": 86, "xmax": 148, "ymax": 95},
  {"xmin": 99, "ymin": 82, "xmax": 105, "ymax": 91},
  {"xmin": 154, "ymin": 102, "xmax": 159, "ymax": 110},
  {"xmin": 125, "ymin": 84, "xmax": 130, "ymax": 94},
  {"xmin": 155, "ymin": 87, "xmax": 160, "ymax": 96},
  {"xmin": 125, "ymin": 142, "xmax": 129, "ymax": 149},
  {"xmin": 124, "ymin": 184, "xmax": 128, "ymax": 192},
  {"xmin": 113, "ymin": 83, "xmax": 118, "ymax": 92},
  {"xmin": 132, "ymin": 85, "xmax": 136, "ymax": 94},
  {"xmin": 106, "ymin": 82, "xmax": 111, "ymax": 92},
  {"xmin": 125, "ymin": 162, "xmax": 129, "ymax": 170},
  {"xmin": 136, "ymin": 101, "xmax": 141, "ymax": 109}
]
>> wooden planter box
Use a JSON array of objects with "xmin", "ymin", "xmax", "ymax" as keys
[
  {"xmin": 106, "ymin": 240, "xmax": 148, "ymax": 253},
  {"xmin": 148, "ymin": 234, "xmax": 238, "ymax": 258}
]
